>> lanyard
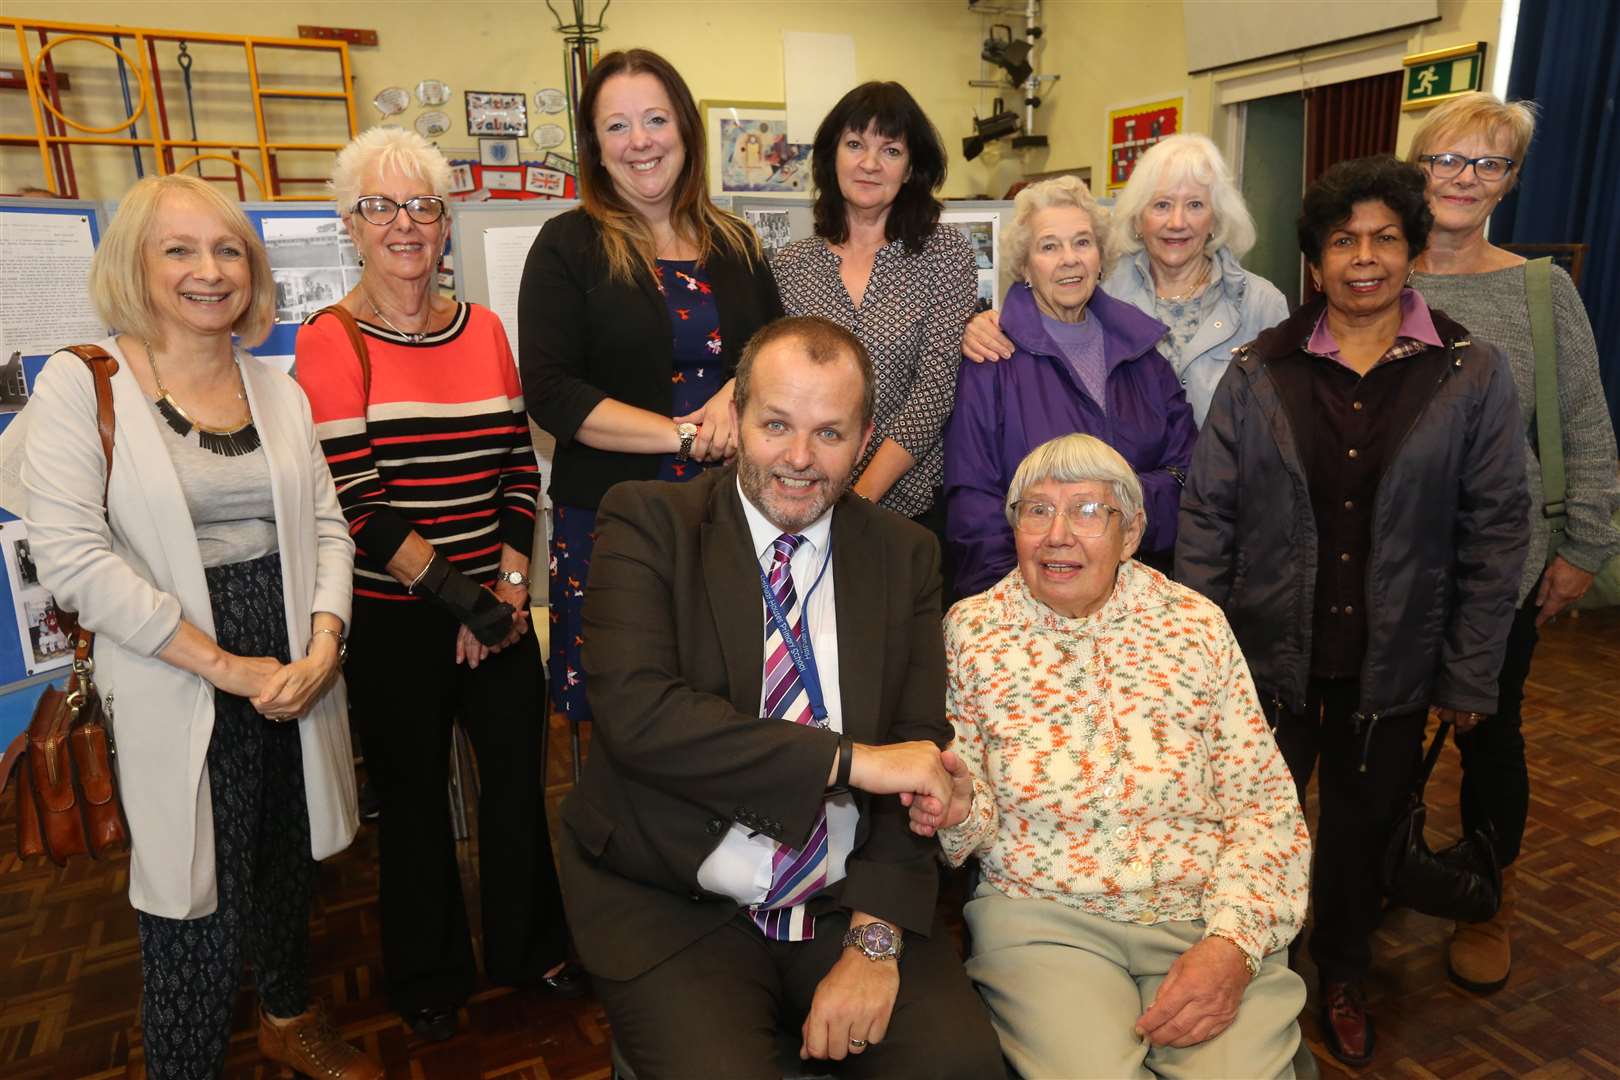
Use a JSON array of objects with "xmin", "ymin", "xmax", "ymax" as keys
[{"xmin": 757, "ymin": 542, "xmax": 832, "ymax": 725}]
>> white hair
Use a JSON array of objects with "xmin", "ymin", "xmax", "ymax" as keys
[
  {"xmin": 330, "ymin": 126, "xmax": 452, "ymax": 216},
  {"xmin": 1110, "ymin": 133, "xmax": 1256, "ymax": 260},
  {"xmin": 1001, "ymin": 174, "xmax": 1113, "ymax": 281},
  {"xmin": 1004, "ymin": 434, "xmax": 1146, "ymax": 532}
]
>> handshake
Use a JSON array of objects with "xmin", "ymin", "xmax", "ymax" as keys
[{"xmin": 838, "ymin": 740, "xmax": 975, "ymax": 837}]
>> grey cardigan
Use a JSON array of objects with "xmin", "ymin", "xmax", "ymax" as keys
[{"xmin": 21, "ymin": 338, "xmax": 357, "ymax": 918}]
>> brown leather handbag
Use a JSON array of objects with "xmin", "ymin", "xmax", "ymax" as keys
[{"xmin": 0, "ymin": 344, "xmax": 131, "ymax": 863}]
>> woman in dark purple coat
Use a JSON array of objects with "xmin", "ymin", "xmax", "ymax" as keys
[{"xmin": 944, "ymin": 176, "xmax": 1196, "ymax": 596}]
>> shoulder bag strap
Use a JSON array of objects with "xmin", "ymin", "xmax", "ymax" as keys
[
  {"xmin": 313, "ymin": 304, "xmax": 371, "ymax": 407},
  {"xmin": 1412, "ymin": 720, "xmax": 1453, "ymax": 798},
  {"xmin": 54, "ymin": 344, "xmax": 118, "ymax": 692},
  {"xmin": 1525, "ymin": 257, "xmax": 1566, "ymax": 550}
]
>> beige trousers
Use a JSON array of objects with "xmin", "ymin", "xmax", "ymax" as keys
[{"xmin": 965, "ymin": 885, "xmax": 1306, "ymax": 1079}]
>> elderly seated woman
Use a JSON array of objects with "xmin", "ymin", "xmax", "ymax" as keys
[{"xmin": 918, "ymin": 433, "xmax": 1311, "ymax": 1079}]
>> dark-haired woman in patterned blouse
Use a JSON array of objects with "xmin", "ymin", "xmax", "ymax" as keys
[{"xmin": 770, "ymin": 82, "xmax": 976, "ymax": 585}]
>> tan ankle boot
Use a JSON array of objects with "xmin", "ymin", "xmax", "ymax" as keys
[
  {"xmin": 1448, "ymin": 866, "xmax": 1515, "ymax": 993},
  {"xmin": 258, "ymin": 1001, "xmax": 383, "ymax": 1079}
]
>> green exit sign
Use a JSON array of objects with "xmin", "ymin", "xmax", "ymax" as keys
[{"xmin": 1403, "ymin": 43, "xmax": 1488, "ymax": 111}]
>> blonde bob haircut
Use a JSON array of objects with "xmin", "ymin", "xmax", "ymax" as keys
[
  {"xmin": 1407, "ymin": 91, "xmax": 1539, "ymax": 192},
  {"xmin": 1004, "ymin": 432, "xmax": 1146, "ymax": 534},
  {"xmin": 1110, "ymin": 133, "xmax": 1257, "ymax": 261},
  {"xmin": 330, "ymin": 126, "xmax": 452, "ymax": 217},
  {"xmin": 1002, "ymin": 174, "xmax": 1113, "ymax": 282},
  {"xmin": 88, "ymin": 174, "xmax": 275, "ymax": 348}
]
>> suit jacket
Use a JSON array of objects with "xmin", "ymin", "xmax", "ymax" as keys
[
  {"xmin": 563, "ymin": 466, "xmax": 948, "ymax": 981},
  {"xmin": 518, "ymin": 208, "xmax": 783, "ymax": 509}
]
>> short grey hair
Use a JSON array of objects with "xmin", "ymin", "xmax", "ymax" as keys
[
  {"xmin": 1004, "ymin": 433, "xmax": 1146, "ymax": 532},
  {"xmin": 1002, "ymin": 174, "xmax": 1113, "ymax": 281},
  {"xmin": 331, "ymin": 126, "xmax": 452, "ymax": 216},
  {"xmin": 1110, "ymin": 133, "xmax": 1257, "ymax": 260}
]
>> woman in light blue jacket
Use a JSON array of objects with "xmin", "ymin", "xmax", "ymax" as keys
[{"xmin": 964, "ymin": 134, "xmax": 1289, "ymax": 426}]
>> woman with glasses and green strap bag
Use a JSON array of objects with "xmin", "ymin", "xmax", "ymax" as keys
[{"xmin": 1408, "ymin": 92, "xmax": 1620, "ymax": 997}]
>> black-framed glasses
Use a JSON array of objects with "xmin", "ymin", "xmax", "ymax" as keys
[
  {"xmin": 1418, "ymin": 153, "xmax": 1516, "ymax": 182},
  {"xmin": 1012, "ymin": 499, "xmax": 1122, "ymax": 537},
  {"xmin": 352, "ymin": 195, "xmax": 447, "ymax": 226}
]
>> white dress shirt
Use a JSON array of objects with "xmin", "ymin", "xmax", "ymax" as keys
[{"xmin": 695, "ymin": 480, "xmax": 858, "ymax": 904}]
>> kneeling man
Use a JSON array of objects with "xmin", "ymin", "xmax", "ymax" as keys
[{"xmin": 561, "ymin": 316, "xmax": 1003, "ymax": 1078}]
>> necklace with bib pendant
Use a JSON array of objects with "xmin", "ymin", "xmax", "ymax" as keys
[{"xmin": 145, "ymin": 342, "xmax": 261, "ymax": 457}]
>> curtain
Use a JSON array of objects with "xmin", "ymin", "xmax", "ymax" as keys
[
  {"xmin": 1304, "ymin": 71, "xmax": 1403, "ymax": 185},
  {"xmin": 1494, "ymin": 0, "xmax": 1620, "ymax": 443}
]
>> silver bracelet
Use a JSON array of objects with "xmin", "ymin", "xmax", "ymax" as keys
[{"xmin": 406, "ymin": 561, "xmax": 432, "ymax": 593}]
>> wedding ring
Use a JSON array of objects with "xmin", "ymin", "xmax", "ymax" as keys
[{"xmin": 849, "ymin": 1038, "xmax": 868, "ymax": 1049}]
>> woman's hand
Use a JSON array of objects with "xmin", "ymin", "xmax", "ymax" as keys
[
  {"xmin": 1134, "ymin": 935, "xmax": 1251, "ymax": 1048},
  {"xmin": 1535, "ymin": 554, "xmax": 1595, "ymax": 626},
  {"xmin": 961, "ymin": 309, "xmax": 1014, "ymax": 363},
  {"xmin": 254, "ymin": 648, "xmax": 341, "ymax": 721},
  {"xmin": 675, "ymin": 378, "xmax": 738, "ymax": 462},
  {"xmin": 906, "ymin": 748, "xmax": 974, "ymax": 836},
  {"xmin": 213, "ymin": 654, "xmax": 284, "ymax": 702}
]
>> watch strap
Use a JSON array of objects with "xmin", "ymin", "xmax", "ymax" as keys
[{"xmin": 835, "ymin": 735, "xmax": 854, "ymax": 789}]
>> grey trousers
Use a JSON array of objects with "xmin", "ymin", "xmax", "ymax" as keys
[{"xmin": 965, "ymin": 885, "xmax": 1305, "ymax": 1079}]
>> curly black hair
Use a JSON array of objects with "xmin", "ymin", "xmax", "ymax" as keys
[
  {"xmin": 811, "ymin": 82, "xmax": 947, "ymax": 255},
  {"xmin": 1297, "ymin": 155, "xmax": 1433, "ymax": 266}
]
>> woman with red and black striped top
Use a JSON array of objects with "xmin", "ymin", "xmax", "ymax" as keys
[{"xmin": 295, "ymin": 127, "xmax": 581, "ymax": 1044}]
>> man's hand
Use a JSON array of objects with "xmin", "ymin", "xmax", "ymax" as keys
[
  {"xmin": 961, "ymin": 308, "xmax": 1014, "ymax": 363},
  {"xmin": 1535, "ymin": 555, "xmax": 1595, "ymax": 626},
  {"xmin": 1436, "ymin": 705, "xmax": 1487, "ymax": 734},
  {"xmin": 906, "ymin": 748, "xmax": 974, "ymax": 836},
  {"xmin": 848, "ymin": 741, "xmax": 951, "ymax": 809},
  {"xmin": 1135, "ymin": 936, "xmax": 1252, "ymax": 1048},
  {"xmin": 800, "ymin": 927, "xmax": 899, "ymax": 1060}
]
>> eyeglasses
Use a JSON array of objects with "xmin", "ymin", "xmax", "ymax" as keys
[
  {"xmin": 1012, "ymin": 499, "xmax": 1122, "ymax": 537},
  {"xmin": 1418, "ymin": 154, "xmax": 1516, "ymax": 182},
  {"xmin": 352, "ymin": 195, "xmax": 447, "ymax": 226}
]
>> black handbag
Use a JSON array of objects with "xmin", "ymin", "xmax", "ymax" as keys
[{"xmin": 1381, "ymin": 720, "xmax": 1502, "ymax": 922}]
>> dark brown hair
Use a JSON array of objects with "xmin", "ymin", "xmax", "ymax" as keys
[
  {"xmin": 811, "ymin": 81, "xmax": 947, "ymax": 255},
  {"xmin": 734, "ymin": 316, "xmax": 875, "ymax": 428},
  {"xmin": 577, "ymin": 48, "xmax": 757, "ymax": 282}
]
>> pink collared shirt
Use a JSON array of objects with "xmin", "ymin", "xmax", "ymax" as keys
[{"xmin": 1306, "ymin": 288, "xmax": 1445, "ymax": 370}]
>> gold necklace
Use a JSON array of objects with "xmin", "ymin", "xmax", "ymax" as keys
[
  {"xmin": 1156, "ymin": 257, "xmax": 1213, "ymax": 304},
  {"xmin": 146, "ymin": 343, "xmax": 260, "ymax": 457}
]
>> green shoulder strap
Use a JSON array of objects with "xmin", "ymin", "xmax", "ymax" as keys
[{"xmin": 1526, "ymin": 257, "xmax": 1565, "ymax": 549}]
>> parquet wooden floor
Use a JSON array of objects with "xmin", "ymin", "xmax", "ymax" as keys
[{"xmin": 2, "ymin": 609, "xmax": 1618, "ymax": 1079}]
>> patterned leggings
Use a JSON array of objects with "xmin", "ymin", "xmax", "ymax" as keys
[{"xmin": 136, "ymin": 553, "xmax": 316, "ymax": 1080}]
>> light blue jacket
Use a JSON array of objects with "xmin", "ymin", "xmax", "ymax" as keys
[{"xmin": 1103, "ymin": 246, "xmax": 1289, "ymax": 426}]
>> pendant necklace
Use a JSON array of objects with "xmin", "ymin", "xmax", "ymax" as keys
[
  {"xmin": 362, "ymin": 287, "xmax": 429, "ymax": 342},
  {"xmin": 146, "ymin": 343, "xmax": 261, "ymax": 457},
  {"xmin": 1157, "ymin": 257, "xmax": 1213, "ymax": 304}
]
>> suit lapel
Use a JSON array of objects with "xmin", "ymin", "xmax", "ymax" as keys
[
  {"xmin": 832, "ymin": 499, "xmax": 884, "ymax": 744},
  {"xmin": 702, "ymin": 479, "xmax": 765, "ymax": 713}
]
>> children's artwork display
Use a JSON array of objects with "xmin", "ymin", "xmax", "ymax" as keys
[
  {"xmin": 1107, "ymin": 96, "xmax": 1182, "ymax": 192},
  {"xmin": 466, "ymin": 90, "xmax": 529, "ymax": 137},
  {"xmin": 703, "ymin": 102, "xmax": 812, "ymax": 199}
]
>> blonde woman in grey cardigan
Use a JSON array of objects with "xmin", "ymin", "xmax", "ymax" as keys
[
  {"xmin": 1409, "ymin": 92, "xmax": 1620, "ymax": 996},
  {"xmin": 19, "ymin": 175, "xmax": 378, "ymax": 1080}
]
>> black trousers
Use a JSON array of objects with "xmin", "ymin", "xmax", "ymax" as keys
[
  {"xmin": 1269, "ymin": 679, "xmax": 1426, "ymax": 986},
  {"xmin": 137, "ymin": 554, "xmax": 314, "ymax": 1080},
  {"xmin": 1456, "ymin": 598, "xmax": 1539, "ymax": 866},
  {"xmin": 594, "ymin": 909, "xmax": 1005, "ymax": 1080},
  {"xmin": 346, "ymin": 597, "xmax": 568, "ymax": 1013}
]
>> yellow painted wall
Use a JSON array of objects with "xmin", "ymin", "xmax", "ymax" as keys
[{"xmin": 2, "ymin": 0, "xmax": 1502, "ymax": 203}]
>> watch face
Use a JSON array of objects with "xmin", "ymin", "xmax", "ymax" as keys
[{"xmin": 859, "ymin": 922, "xmax": 895, "ymax": 954}]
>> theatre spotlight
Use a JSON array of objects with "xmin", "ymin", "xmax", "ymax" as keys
[
  {"xmin": 962, "ymin": 106, "xmax": 1022, "ymax": 161},
  {"xmin": 981, "ymin": 25, "xmax": 1034, "ymax": 86}
]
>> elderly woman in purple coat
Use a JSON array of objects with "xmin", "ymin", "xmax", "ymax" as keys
[{"xmin": 944, "ymin": 176, "xmax": 1196, "ymax": 596}]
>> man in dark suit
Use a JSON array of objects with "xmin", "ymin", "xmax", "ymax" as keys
[{"xmin": 563, "ymin": 316, "xmax": 1003, "ymax": 1078}]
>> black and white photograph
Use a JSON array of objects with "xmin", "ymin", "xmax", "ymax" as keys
[
  {"xmin": 2, "ymin": 521, "xmax": 73, "ymax": 675},
  {"xmin": 942, "ymin": 210, "xmax": 1001, "ymax": 312},
  {"xmin": 262, "ymin": 217, "xmax": 361, "ymax": 325},
  {"xmin": 744, "ymin": 208, "xmax": 793, "ymax": 255}
]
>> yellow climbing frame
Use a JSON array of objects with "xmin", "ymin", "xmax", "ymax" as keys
[{"xmin": 2, "ymin": 17, "xmax": 358, "ymax": 200}]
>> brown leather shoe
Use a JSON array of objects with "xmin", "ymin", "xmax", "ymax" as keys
[
  {"xmin": 1320, "ymin": 981, "xmax": 1374, "ymax": 1067},
  {"xmin": 1449, "ymin": 865, "xmax": 1514, "ymax": 993},
  {"xmin": 258, "ymin": 1002, "xmax": 383, "ymax": 1079}
]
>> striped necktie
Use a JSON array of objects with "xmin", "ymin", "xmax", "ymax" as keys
[{"xmin": 752, "ymin": 533, "xmax": 830, "ymax": 941}]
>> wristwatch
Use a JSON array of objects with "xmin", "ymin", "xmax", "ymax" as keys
[
  {"xmin": 497, "ymin": 569, "xmax": 529, "ymax": 588},
  {"xmin": 674, "ymin": 422, "xmax": 699, "ymax": 463},
  {"xmin": 842, "ymin": 921, "xmax": 904, "ymax": 962}
]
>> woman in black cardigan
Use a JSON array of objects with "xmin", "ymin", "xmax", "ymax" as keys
[{"xmin": 519, "ymin": 47, "xmax": 780, "ymax": 724}]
